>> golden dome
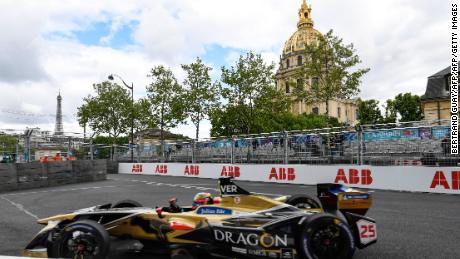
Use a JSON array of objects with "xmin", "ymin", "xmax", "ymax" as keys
[{"xmin": 283, "ymin": 0, "xmax": 322, "ymax": 55}]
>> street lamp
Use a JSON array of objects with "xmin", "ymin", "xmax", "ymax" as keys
[{"xmin": 108, "ymin": 74, "xmax": 134, "ymax": 162}]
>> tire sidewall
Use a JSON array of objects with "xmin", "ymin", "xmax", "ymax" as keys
[
  {"xmin": 112, "ymin": 199, "xmax": 143, "ymax": 208},
  {"xmin": 298, "ymin": 214, "xmax": 355, "ymax": 259}
]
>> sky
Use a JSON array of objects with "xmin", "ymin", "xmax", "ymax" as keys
[{"xmin": 0, "ymin": 0, "xmax": 452, "ymax": 139}]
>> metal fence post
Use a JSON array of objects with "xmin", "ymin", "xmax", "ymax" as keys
[
  {"xmin": 191, "ymin": 139, "xmax": 196, "ymax": 164},
  {"xmin": 284, "ymin": 131, "xmax": 289, "ymax": 164},
  {"xmin": 231, "ymin": 136, "xmax": 235, "ymax": 164},
  {"xmin": 358, "ymin": 126, "xmax": 363, "ymax": 165},
  {"xmin": 90, "ymin": 137, "xmax": 94, "ymax": 160}
]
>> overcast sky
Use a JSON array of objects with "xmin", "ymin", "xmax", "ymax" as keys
[{"xmin": 0, "ymin": 0, "xmax": 452, "ymax": 138}]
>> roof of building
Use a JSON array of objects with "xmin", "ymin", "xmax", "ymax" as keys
[{"xmin": 422, "ymin": 65, "xmax": 451, "ymax": 100}]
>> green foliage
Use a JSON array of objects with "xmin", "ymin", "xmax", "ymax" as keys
[
  {"xmin": 210, "ymin": 110, "xmax": 340, "ymax": 137},
  {"xmin": 0, "ymin": 135, "xmax": 17, "ymax": 152},
  {"xmin": 145, "ymin": 65, "xmax": 186, "ymax": 156},
  {"xmin": 219, "ymin": 51, "xmax": 289, "ymax": 134},
  {"xmin": 358, "ymin": 99, "xmax": 383, "ymax": 125},
  {"xmin": 296, "ymin": 30, "xmax": 370, "ymax": 115},
  {"xmin": 77, "ymin": 81, "xmax": 132, "ymax": 143},
  {"xmin": 182, "ymin": 57, "xmax": 220, "ymax": 140},
  {"xmin": 386, "ymin": 93, "xmax": 423, "ymax": 122}
]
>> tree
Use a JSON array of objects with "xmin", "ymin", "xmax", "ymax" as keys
[
  {"xmin": 220, "ymin": 51, "xmax": 286, "ymax": 134},
  {"xmin": 387, "ymin": 93, "xmax": 423, "ymax": 122},
  {"xmin": 145, "ymin": 65, "xmax": 186, "ymax": 158},
  {"xmin": 77, "ymin": 81, "xmax": 132, "ymax": 159},
  {"xmin": 296, "ymin": 29, "xmax": 370, "ymax": 116},
  {"xmin": 182, "ymin": 57, "xmax": 220, "ymax": 140},
  {"xmin": 358, "ymin": 99, "xmax": 383, "ymax": 125}
]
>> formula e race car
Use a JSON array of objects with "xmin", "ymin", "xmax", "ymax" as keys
[{"xmin": 23, "ymin": 177, "xmax": 377, "ymax": 259}]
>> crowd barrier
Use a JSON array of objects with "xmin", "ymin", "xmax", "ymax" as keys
[
  {"xmin": 0, "ymin": 160, "xmax": 107, "ymax": 193},
  {"xmin": 119, "ymin": 163, "xmax": 460, "ymax": 194}
]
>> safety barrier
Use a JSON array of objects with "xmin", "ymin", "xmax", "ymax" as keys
[
  {"xmin": 119, "ymin": 163, "xmax": 460, "ymax": 194},
  {"xmin": 0, "ymin": 160, "xmax": 107, "ymax": 193}
]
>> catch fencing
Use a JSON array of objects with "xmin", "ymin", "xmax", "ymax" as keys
[{"xmin": 121, "ymin": 120, "xmax": 459, "ymax": 167}]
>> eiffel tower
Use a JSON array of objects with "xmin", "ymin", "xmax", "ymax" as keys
[{"xmin": 54, "ymin": 91, "xmax": 64, "ymax": 136}]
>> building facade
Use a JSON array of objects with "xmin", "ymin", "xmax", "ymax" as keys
[
  {"xmin": 275, "ymin": 0, "xmax": 358, "ymax": 125},
  {"xmin": 421, "ymin": 66, "xmax": 452, "ymax": 122}
]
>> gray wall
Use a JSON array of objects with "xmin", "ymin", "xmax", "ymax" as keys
[{"xmin": 0, "ymin": 160, "xmax": 107, "ymax": 193}]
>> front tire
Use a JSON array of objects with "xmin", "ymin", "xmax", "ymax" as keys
[
  {"xmin": 49, "ymin": 220, "xmax": 110, "ymax": 259},
  {"xmin": 298, "ymin": 214, "xmax": 355, "ymax": 259}
]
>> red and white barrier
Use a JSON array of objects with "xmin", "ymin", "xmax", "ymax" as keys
[{"xmin": 119, "ymin": 163, "xmax": 460, "ymax": 194}]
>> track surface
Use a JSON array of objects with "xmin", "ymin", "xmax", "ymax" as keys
[{"xmin": 1, "ymin": 174, "xmax": 459, "ymax": 259}]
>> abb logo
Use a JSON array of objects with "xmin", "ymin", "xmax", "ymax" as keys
[
  {"xmin": 334, "ymin": 169, "xmax": 373, "ymax": 185},
  {"xmin": 184, "ymin": 165, "xmax": 199, "ymax": 175},
  {"xmin": 268, "ymin": 167, "xmax": 295, "ymax": 181},
  {"xmin": 154, "ymin": 165, "xmax": 168, "ymax": 174},
  {"xmin": 430, "ymin": 171, "xmax": 460, "ymax": 190},
  {"xmin": 221, "ymin": 166, "xmax": 240, "ymax": 178},
  {"xmin": 131, "ymin": 164, "xmax": 143, "ymax": 173}
]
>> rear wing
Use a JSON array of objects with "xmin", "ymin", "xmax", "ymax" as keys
[
  {"xmin": 218, "ymin": 177, "xmax": 250, "ymax": 196},
  {"xmin": 317, "ymin": 183, "xmax": 372, "ymax": 216}
]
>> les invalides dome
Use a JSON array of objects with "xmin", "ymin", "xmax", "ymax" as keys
[{"xmin": 275, "ymin": 0, "xmax": 358, "ymax": 125}]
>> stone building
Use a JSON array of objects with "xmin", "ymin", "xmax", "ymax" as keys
[
  {"xmin": 275, "ymin": 0, "xmax": 358, "ymax": 125},
  {"xmin": 421, "ymin": 65, "xmax": 452, "ymax": 123}
]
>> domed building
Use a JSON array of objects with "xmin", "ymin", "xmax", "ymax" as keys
[{"xmin": 275, "ymin": 0, "xmax": 358, "ymax": 125}]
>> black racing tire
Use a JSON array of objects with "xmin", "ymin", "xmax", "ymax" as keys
[
  {"xmin": 112, "ymin": 199, "xmax": 143, "ymax": 208},
  {"xmin": 49, "ymin": 220, "xmax": 110, "ymax": 259},
  {"xmin": 286, "ymin": 194, "xmax": 322, "ymax": 209},
  {"xmin": 298, "ymin": 214, "xmax": 355, "ymax": 259}
]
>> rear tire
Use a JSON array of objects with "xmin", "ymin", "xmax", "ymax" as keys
[
  {"xmin": 49, "ymin": 220, "xmax": 110, "ymax": 259},
  {"xmin": 286, "ymin": 194, "xmax": 322, "ymax": 209},
  {"xmin": 112, "ymin": 199, "xmax": 143, "ymax": 208},
  {"xmin": 298, "ymin": 214, "xmax": 355, "ymax": 259}
]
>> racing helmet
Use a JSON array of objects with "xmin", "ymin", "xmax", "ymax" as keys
[{"xmin": 193, "ymin": 192, "xmax": 213, "ymax": 206}]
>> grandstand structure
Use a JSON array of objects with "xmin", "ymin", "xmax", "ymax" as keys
[{"xmin": 118, "ymin": 120, "xmax": 458, "ymax": 166}]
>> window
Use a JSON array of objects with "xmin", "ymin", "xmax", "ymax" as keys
[
  {"xmin": 286, "ymin": 59, "xmax": 290, "ymax": 68},
  {"xmin": 297, "ymin": 78, "xmax": 303, "ymax": 89},
  {"xmin": 337, "ymin": 107, "xmax": 341, "ymax": 118},
  {"xmin": 312, "ymin": 77, "xmax": 319, "ymax": 90},
  {"xmin": 304, "ymin": 12, "xmax": 308, "ymax": 18},
  {"xmin": 312, "ymin": 107, "xmax": 319, "ymax": 115},
  {"xmin": 285, "ymin": 82, "xmax": 290, "ymax": 94},
  {"xmin": 297, "ymin": 56, "xmax": 303, "ymax": 66}
]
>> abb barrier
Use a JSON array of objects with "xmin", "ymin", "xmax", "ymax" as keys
[{"xmin": 118, "ymin": 163, "xmax": 460, "ymax": 194}]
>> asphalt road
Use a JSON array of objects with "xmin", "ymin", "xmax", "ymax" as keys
[{"xmin": 1, "ymin": 174, "xmax": 459, "ymax": 259}]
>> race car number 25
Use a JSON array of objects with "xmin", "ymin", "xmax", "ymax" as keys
[{"xmin": 356, "ymin": 219, "xmax": 377, "ymax": 245}]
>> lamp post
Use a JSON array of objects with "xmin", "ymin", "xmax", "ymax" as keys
[{"xmin": 108, "ymin": 74, "xmax": 134, "ymax": 162}]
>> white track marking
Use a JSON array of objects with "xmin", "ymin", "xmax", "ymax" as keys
[
  {"xmin": 1, "ymin": 196, "xmax": 39, "ymax": 220},
  {"xmin": 2, "ymin": 185, "xmax": 136, "ymax": 197}
]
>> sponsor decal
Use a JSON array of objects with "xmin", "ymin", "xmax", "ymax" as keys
[
  {"xmin": 154, "ymin": 164, "xmax": 168, "ymax": 174},
  {"xmin": 234, "ymin": 196, "xmax": 241, "ymax": 204},
  {"xmin": 197, "ymin": 207, "xmax": 232, "ymax": 215},
  {"xmin": 268, "ymin": 251, "xmax": 278, "ymax": 258},
  {"xmin": 281, "ymin": 248, "xmax": 294, "ymax": 259},
  {"xmin": 220, "ymin": 184, "xmax": 238, "ymax": 194},
  {"xmin": 248, "ymin": 249, "xmax": 267, "ymax": 257},
  {"xmin": 221, "ymin": 166, "xmax": 240, "ymax": 178},
  {"xmin": 342, "ymin": 194, "xmax": 370, "ymax": 200},
  {"xmin": 184, "ymin": 165, "xmax": 199, "ymax": 176},
  {"xmin": 131, "ymin": 164, "xmax": 143, "ymax": 173},
  {"xmin": 231, "ymin": 247, "xmax": 247, "ymax": 254},
  {"xmin": 334, "ymin": 169, "xmax": 373, "ymax": 185},
  {"xmin": 430, "ymin": 171, "xmax": 460, "ymax": 190},
  {"xmin": 268, "ymin": 167, "xmax": 295, "ymax": 181},
  {"xmin": 214, "ymin": 230, "xmax": 288, "ymax": 248}
]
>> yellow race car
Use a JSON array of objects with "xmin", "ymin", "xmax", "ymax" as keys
[{"xmin": 23, "ymin": 177, "xmax": 377, "ymax": 259}]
